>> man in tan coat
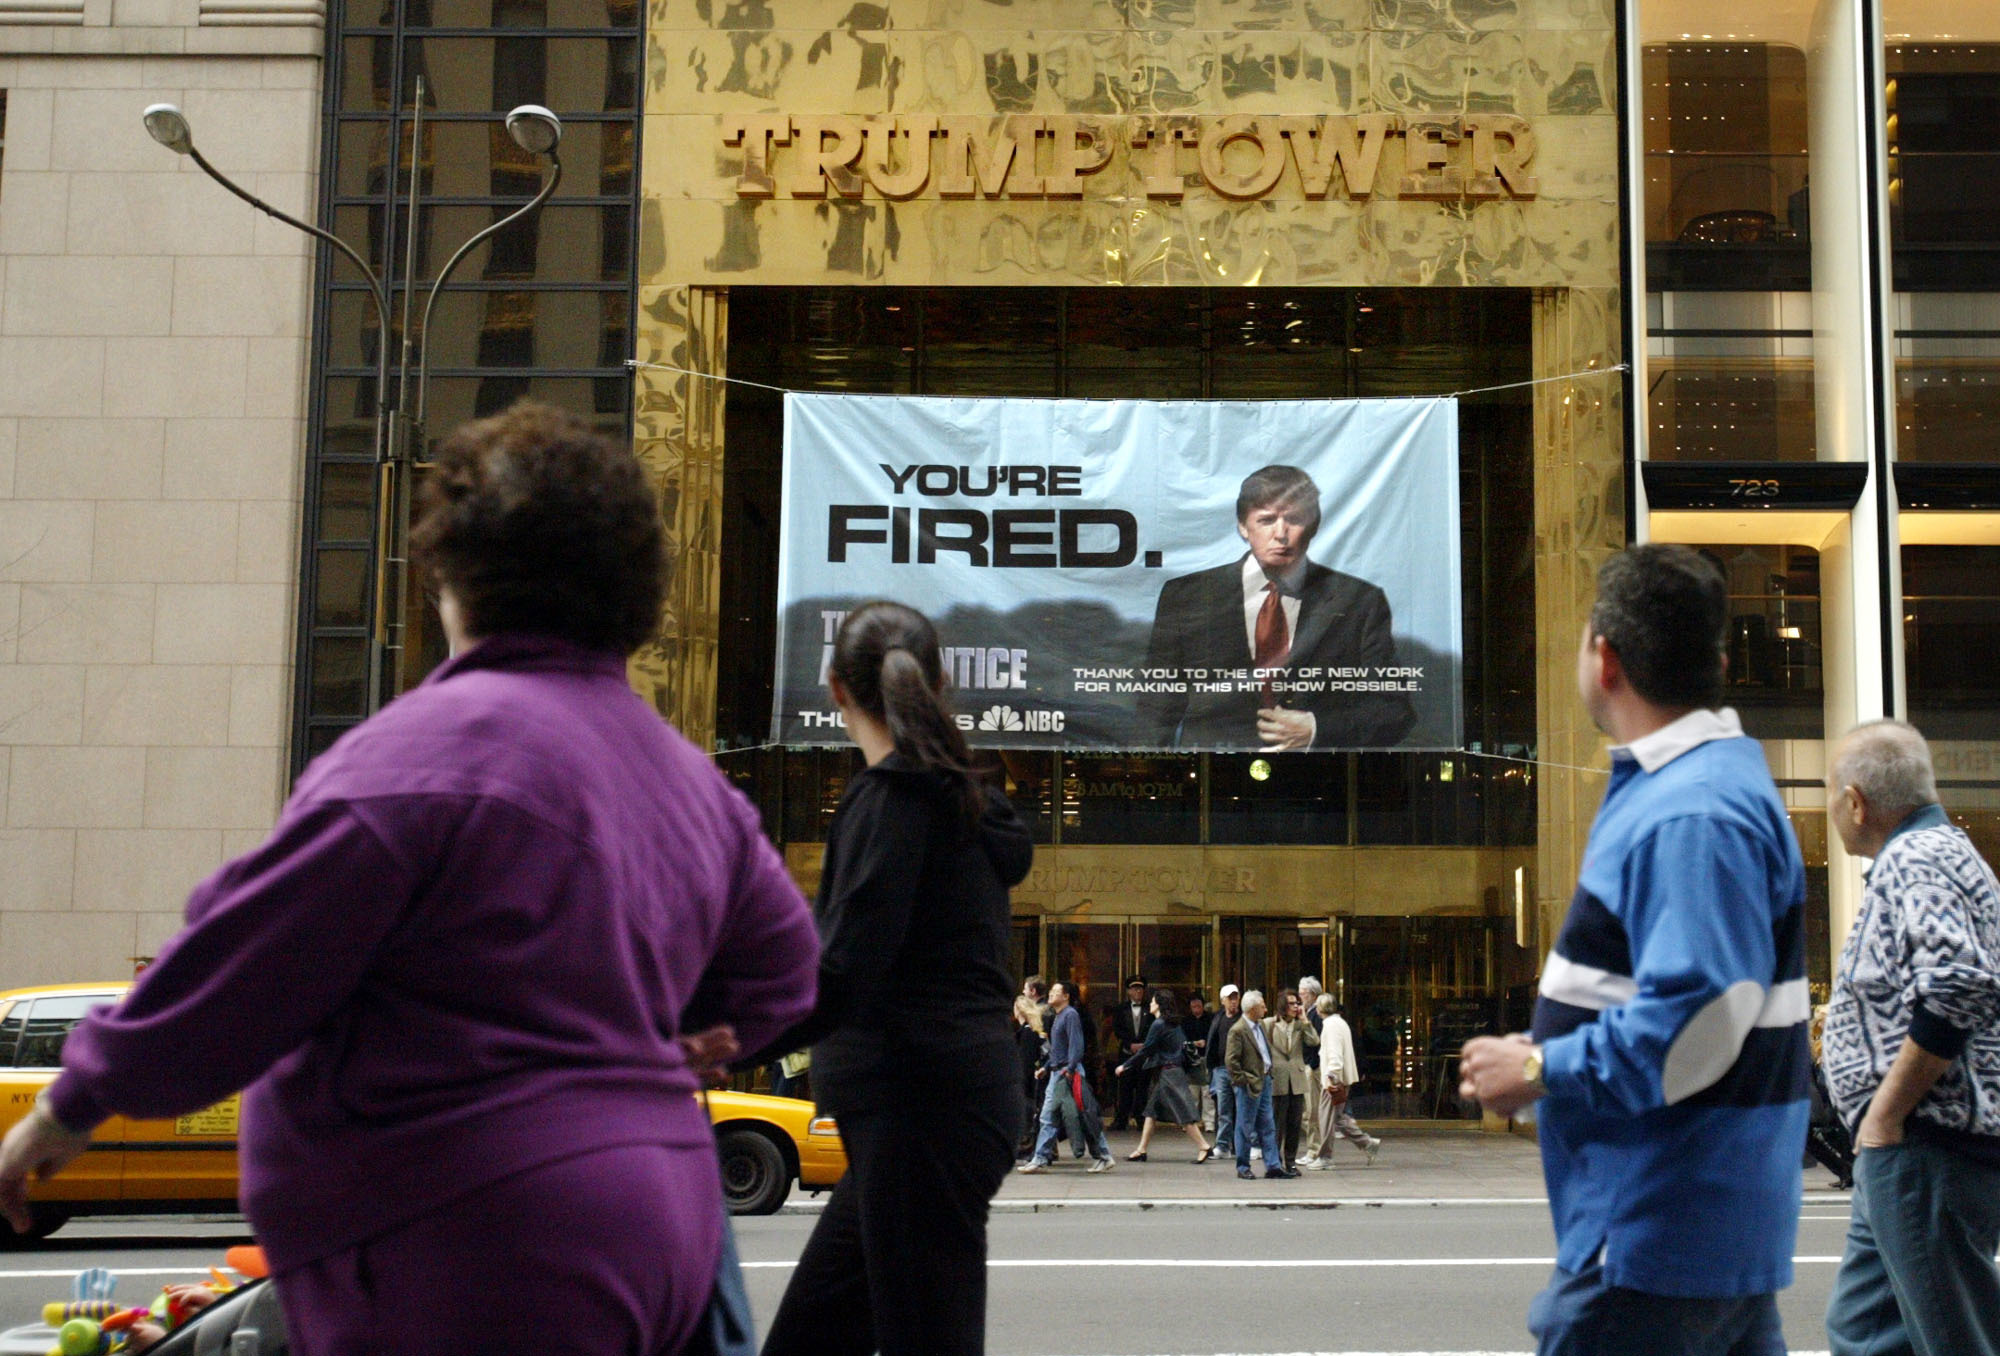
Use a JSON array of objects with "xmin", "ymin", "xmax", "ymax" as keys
[
  {"xmin": 1301, "ymin": 993, "xmax": 1381, "ymax": 1167},
  {"xmin": 1224, "ymin": 990, "xmax": 1299, "ymax": 1180}
]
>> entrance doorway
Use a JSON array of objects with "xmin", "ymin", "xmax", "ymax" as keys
[
  {"xmin": 1036, "ymin": 918, "xmax": 1210, "ymax": 1097},
  {"xmin": 1334, "ymin": 915, "xmax": 1510, "ymax": 1118},
  {"xmin": 1218, "ymin": 916, "xmax": 1330, "ymax": 1003}
]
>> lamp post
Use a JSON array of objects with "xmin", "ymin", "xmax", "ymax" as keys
[{"xmin": 142, "ymin": 84, "xmax": 564, "ymax": 710}]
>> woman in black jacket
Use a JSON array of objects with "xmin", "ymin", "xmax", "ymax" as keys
[
  {"xmin": 760, "ymin": 601, "xmax": 1034, "ymax": 1356},
  {"xmin": 1113, "ymin": 988, "xmax": 1214, "ymax": 1164}
]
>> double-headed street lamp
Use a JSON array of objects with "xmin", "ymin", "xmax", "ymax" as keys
[{"xmin": 142, "ymin": 83, "xmax": 564, "ymax": 710}]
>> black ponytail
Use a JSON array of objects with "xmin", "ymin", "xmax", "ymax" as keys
[{"xmin": 830, "ymin": 602, "xmax": 982, "ymax": 824}]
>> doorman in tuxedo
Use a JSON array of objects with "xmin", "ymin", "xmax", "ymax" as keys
[
  {"xmin": 1109, "ymin": 975, "xmax": 1154, "ymax": 1132},
  {"xmin": 1136, "ymin": 465, "xmax": 1416, "ymax": 751}
]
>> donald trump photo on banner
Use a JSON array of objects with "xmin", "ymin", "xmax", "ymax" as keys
[{"xmin": 1137, "ymin": 465, "xmax": 1415, "ymax": 752}]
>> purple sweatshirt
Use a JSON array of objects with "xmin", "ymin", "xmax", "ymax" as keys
[{"xmin": 46, "ymin": 635, "xmax": 818, "ymax": 1270}]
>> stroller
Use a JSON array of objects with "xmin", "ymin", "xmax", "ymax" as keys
[{"xmin": 1, "ymin": 1264, "xmax": 287, "ymax": 1356}]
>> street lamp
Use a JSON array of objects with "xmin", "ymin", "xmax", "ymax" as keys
[{"xmin": 142, "ymin": 83, "xmax": 563, "ymax": 710}]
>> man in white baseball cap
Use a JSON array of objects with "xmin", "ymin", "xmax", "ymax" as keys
[{"xmin": 1205, "ymin": 985, "xmax": 1245, "ymax": 1158}]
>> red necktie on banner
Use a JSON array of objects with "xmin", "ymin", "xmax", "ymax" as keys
[{"xmin": 1255, "ymin": 581, "xmax": 1290, "ymax": 703}]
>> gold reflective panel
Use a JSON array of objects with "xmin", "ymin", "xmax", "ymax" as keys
[{"xmin": 639, "ymin": 1, "xmax": 1618, "ymax": 290}]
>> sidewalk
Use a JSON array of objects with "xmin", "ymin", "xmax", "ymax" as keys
[
  {"xmin": 988, "ymin": 1122, "xmax": 1548, "ymax": 1210},
  {"xmin": 785, "ymin": 1122, "xmax": 1853, "ymax": 1214}
]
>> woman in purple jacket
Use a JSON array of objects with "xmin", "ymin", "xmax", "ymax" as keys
[{"xmin": 0, "ymin": 404, "xmax": 820, "ymax": 1356}]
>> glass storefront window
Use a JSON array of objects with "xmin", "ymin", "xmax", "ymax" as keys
[
  {"xmin": 1714, "ymin": 543, "xmax": 1822, "ymax": 739},
  {"xmin": 1220, "ymin": 917, "xmax": 1315, "ymax": 1011},
  {"xmin": 1208, "ymin": 753, "xmax": 1348, "ymax": 846},
  {"xmin": 1903, "ymin": 546, "xmax": 2000, "ymax": 741},
  {"xmin": 994, "ymin": 752, "xmax": 1056, "ymax": 844},
  {"xmin": 1047, "ymin": 923, "xmax": 1122, "ymax": 1019},
  {"xmin": 1062, "ymin": 756, "xmax": 1201, "ymax": 846},
  {"xmin": 1894, "ymin": 541, "xmax": 1999, "ymax": 962},
  {"xmin": 1064, "ymin": 291, "xmax": 1204, "ymax": 400},
  {"xmin": 1354, "ymin": 753, "xmax": 1533, "ymax": 847}
]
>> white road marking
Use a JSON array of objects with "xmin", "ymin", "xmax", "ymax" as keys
[
  {"xmin": 787, "ymin": 1196, "xmax": 1564, "ymax": 1212},
  {"xmin": 738, "ymin": 1256, "xmax": 1851, "ymax": 1270},
  {"xmin": 0, "ymin": 1266, "xmax": 238, "ymax": 1280},
  {"xmin": 786, "ymin": 1194, "xmax": 1854, "ymax": 1213}
]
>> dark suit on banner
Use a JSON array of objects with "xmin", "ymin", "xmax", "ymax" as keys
[{"xmin": 1137, "ymin": 555, "xmax": 1416, "ymax": 751}]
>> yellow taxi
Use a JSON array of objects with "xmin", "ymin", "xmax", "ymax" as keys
[{"xmin": 0, "ymin": 983, "xmax": 845, "ymax": 1242}]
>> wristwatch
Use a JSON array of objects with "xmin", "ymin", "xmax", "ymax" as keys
[{"xmin": 1521, "ymin": 1047, "xmax": 1545, "ymax": 1091}]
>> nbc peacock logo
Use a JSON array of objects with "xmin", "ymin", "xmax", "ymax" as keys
[{"xmin": 977, "ymin": 705, "xmax": 1025, "ymax": 732}]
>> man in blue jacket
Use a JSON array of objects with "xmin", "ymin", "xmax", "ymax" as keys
[
  {"xmin": 1460, "ymin": 544, "xmax": 1810, "ymax": 1355},
  {"xmin": 1019, "ymin": 981, "xmax": 1114, "ymax": 1173}
]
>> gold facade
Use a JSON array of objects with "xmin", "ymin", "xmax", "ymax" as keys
[
  {"xmin": 639, "ymin": 0, "xmax": 1620, "ymax": 290},
  {"xmin": 635, "ymin": 0, "xmax": 1626, "ymax": 927}
]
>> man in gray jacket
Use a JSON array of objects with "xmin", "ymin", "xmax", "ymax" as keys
[
  {"xmin": 1823, "ymin": 720, "xmax": 2000, "ymax": 1356},
  {"xmin": 1225, "ymin": 990, "xmax": 1297, "ymax": 1180}
]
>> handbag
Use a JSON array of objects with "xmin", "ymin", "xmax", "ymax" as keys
[{"xmin": 1325, "ymin": 1078, "xmax": 1350, "ymax": 1109}]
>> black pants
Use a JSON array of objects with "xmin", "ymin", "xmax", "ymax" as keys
[
  {"xmin": 1114, "ymin": 1063, "xmax": 1146, "ymax": 1128},
  {"xmin": 1274, "ymin": 1092, "xmax": 1303, "ymax": 1168},
  {"xmin": 762, "ymin": 1079, "xmax": 1020, "ymax": 1356}
]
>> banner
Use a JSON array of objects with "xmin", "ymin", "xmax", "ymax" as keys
[{"xmin": 772, "ymin": 394, "xmax": 1462, "ymax": 752}]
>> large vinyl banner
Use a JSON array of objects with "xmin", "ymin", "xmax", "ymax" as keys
[{"xmin": 772, "ymin": 394, "xmax": 1462, "ymax": 752}]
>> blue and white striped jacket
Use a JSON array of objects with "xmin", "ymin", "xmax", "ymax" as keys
[{"xmin": 1532, "ymin": 708, "xmax": 1810, "ymax": 1299}]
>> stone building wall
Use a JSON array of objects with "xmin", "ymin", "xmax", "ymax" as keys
[{"xmin": 0, "ymin": 5, "xmax": 321, "ymax": 984}]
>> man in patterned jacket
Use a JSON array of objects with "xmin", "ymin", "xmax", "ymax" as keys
[{"xmin": 1823, "ymin": 720, "xmax": 2000, "ymax": 1356}]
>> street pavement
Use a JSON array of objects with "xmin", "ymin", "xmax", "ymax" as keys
[{"xmin": 0, "ymin": 1128, "xmax": 1863, "ymax": 1354}]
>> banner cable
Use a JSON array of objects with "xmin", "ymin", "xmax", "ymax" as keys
[
  {"xmin": 624, "ymin": 359, "xmax": 1630, "ymax": 403},
  {"xmin": 698, "ymin": 739, "xmax": 1611, "ymax": 777}
]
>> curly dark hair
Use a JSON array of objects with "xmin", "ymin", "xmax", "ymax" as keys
[
  {"xmin": 1589, "ymin": 544, "xmax": 1728, "ymax": 710},
  {"xmin": 411, "ymin": 402, "xmax": 666, "ymax": 655}
]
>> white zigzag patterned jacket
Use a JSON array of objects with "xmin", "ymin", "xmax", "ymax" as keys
[{"xmin": 1824, "ymin": 803, "xmax": 2000, "ymax": 1148}]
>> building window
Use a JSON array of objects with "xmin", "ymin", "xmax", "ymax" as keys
[
  {"xmin": 295, "ymin": 0, "xmax": 641, "ymax": 768},
  {"xmin": 1886, "ymin": 42, "xmax": 2000, "ymax": 291},
  {"xmin": 1642, "ymin": 43, "xmax": 1812, "ymax": 293},
  {"xmin": 1903, "ymin": 545, "xmax": 2000, "ymax": 868},
  {"xmin": 1714, "ymin": 543, "xmax": 1822, "ymax": 740},
  {"xmin": 1885, "ymin": 31, "xmax": 2000, "ymax": 463},
  {"xmin": 1903, "ymin": 546, "xmax": 2000, "ymax": 742}
]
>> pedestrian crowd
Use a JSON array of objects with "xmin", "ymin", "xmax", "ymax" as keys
[
  {"xmin": 1014, "ymin": 974, "xmax": 1382, "ymax": 1178},
  {"xmin": 0, "ymin": 404, "xmax": 1992, "ymax": 1356}
]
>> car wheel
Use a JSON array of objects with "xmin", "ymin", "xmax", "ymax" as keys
[
  {"xmin": 717, "ymin": 1128, "xmax": 791, "ymax": 1216},
  {"xmin": 0, "ymin": 1206, "xmax": 70, "ymax": 1248}
]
